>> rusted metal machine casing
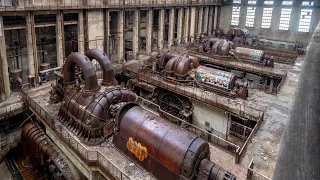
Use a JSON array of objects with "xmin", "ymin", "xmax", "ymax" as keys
[
  {"xmin": 21, "ymin": 122, "xmax": 78, "ymax": 180},
  {"xmin": 164, "ymin": 55, "xmax": 200, "ymax": 78},
  {"xmin": 196, "ymin": 159, "xmax": 235, "ymax": 180},
  {"xmin": 196, "ymin": 66, "xmax": 237, "ymax": 90},
  {"xmin": 259, "ymin": 39, "xmax": 296, "ymax": 51},
  {"xmin": 58, "ymin": 88, "xmax": 137, "ymax": 145},
  {"xmin": 226, "ymin": 27, "xmax": 250, "ymax": 37},
  {"xmin": 58, "ymin": 51, "xmax": 136, "ymax": 145},
  {"xmin": 165, "ymin": 56, "xmax": 194, "ymax": 78},
  {"xmin": 63, "ymin": 52, "xmax": 99, "ymax": 92},
  {"xmin": 234, "ymin": 47, "xmax": 265, "ymax": 62},
  {"xmin": 155, "ymin": 52, "xmax": 248, "ymax": 99},
  {"xmin": 85, "ymin": 49, "xmax": 118, "ymax": 86},
  {"xmin": 113, "ymin": 103, "xmax": 210, "ymax": 180},
  {"xmin": 210, "ymin": 39, "xmax": 232, "ymax": 54},
  {"xmin": 157, "ymin": 51, "xmax": 181, "ymax": 69}
]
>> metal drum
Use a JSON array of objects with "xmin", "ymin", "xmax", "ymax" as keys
[
  {"xmin": 113, "ymin": 103, "xmax": 210, "ymax": 180},
  {"xmin": 235, "ymin": 47, "xmax": 265, "ymax": 61},
  {"xmin": 40, "ymin": 63, "xmax": 51, "ymax": 71},
  {"xmin": 196, "ymin": 66, "xmax": 237, "ymax": 90}
]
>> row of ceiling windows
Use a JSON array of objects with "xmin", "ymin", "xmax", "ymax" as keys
[{"xmin": 231, "ymin": 0, "xmax": 314, "ymax": 32}]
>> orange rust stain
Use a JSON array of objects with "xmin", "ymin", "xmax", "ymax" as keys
[{"xmin": 126, "ymin": 137, "xmax": 148, "ymax": 161}]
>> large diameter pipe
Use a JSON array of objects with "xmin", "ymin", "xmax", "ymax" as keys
[
  {"xmin": 21, "ymin": 122, "xmax": 80, "ymax": 180},
  {"xmin": 63, "ymin": 52, "xmax": 99, "ymax": 92},
  {"xmin": 85, "ymin": 49, "xmax": 118, "ymax": 86}
]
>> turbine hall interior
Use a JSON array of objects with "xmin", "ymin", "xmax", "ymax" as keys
[{"xmin": 0, "ymin": 0, "xmax": 318, "ymax": 180}]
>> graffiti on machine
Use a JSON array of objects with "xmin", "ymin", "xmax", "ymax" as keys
[{"xmin": 126, "ymin": 137, "xmax": 148, "ymax": 161}]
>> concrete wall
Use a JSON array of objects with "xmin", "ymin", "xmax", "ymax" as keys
[
  {"xmin": 192, "ymin": 100, "xmax": 229, "ymax": 138},
  {"xmin": 87, "ymin": 10, "xmax": 104, "ymax": 50},
  {"xmin": 219, "ymin": 4, "xmax": 320, "ymax": 45}
]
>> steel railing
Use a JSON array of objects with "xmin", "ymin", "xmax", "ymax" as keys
[
  {"xmin": 247, "ymin": 159, "xmax": 272, "ymax": 180},
  {"xmin": 136, "ymin": 97, "xmax": 241, "ymax": 156},
  {"xmin": 124, "ymin": 68, "xmax": 264, "ymax": 122},
  {"xmin": 135, "ymin": 96, "xmax": 264, "ymax": 164},
  {"xmin": 236, "ymin": 113, "xmax": 264, "ymax": 164}
]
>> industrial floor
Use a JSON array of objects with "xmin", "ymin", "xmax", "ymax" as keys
[{"xmin": 191, "ymin": 57, "xmax": 303, "ymax": 179}]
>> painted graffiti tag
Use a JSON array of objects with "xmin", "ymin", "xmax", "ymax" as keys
[{"xmin": 126, "ymin": 137, "xmax": 148, "ymax": 161}]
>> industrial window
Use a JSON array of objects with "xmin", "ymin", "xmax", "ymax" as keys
[
  {"xmin": 248, "ymin": 0, "xmax": 256, "ymax": 5},
  {"xmin": 246, "ymin": 7, "xmax": 256, "ymax": 27},
  {"xmin": 261, "ymin": 8, "xmax": 273, "ymax": 29},
  {"xmin": 233, "ymin": 0, "xmax": 241, "ymax": 4},
  {"xmin": 302, "ymin": 1, "xmax": 314, "ymax": 6},
  {"xmin": 231, "ymin": 7, "xmax": 241, "ymax": 26},
  {"xmin": 279, "ymin": 8, "xmax": 292, "ymax": 30},
  {"xmin": 264, "ymin": 1, "xmax": 274, "ymax": 5},
  {"xmin": 282, "ymin": 1, "xmax": 293, "ymax": 5},
  {"xmin": 298, "ymin": 9, "xmax": 313, "ymax": 32}
]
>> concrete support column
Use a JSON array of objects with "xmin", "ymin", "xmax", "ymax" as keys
[
  {"xmin": 168, "ymin": 8, "xmax": 175, "ymax": 49},
  {"xmin": 105, "ymin": 10, "xmax": 110, "ymax": 56},
  {"xmin": 190, "ymin": 7, "xmax": 197, "ymax": 42},
  {"xmin": 289, "ymin": 6, "xmax": 300, "ymax": 39},
  {"xmin": 133, "ymin": 10, "xmax": 140, "ymax": 59},
  {"xmin": 255, "ymin": 5, "xmax": 263, "ymax": 31},
  {"xmin": 0, "ymin": 16, "xmax": 10, "ymax": 101},
  {"xmin": 213, "ymin": 6, "xmax": 218, "ymax": 30},
  {"xmin": 271, "ymin": 7, "xmax": 281, "ymax": 33},
  {"xmin": 197, "ymin": 7, "xmax": 203, "ymax": 35},
  {"xmin": 208, "ymin": 6, "xmax": 213, "ymax": 35},
  {"xmin": 177, "ymin": 8, "xmax": 183, "ymax": 44},
  {"xmin": 56, "ymin": 12, "xmax": 64, "ymax": 67},
  {"xmin": 239, "ymin": 6, "xmax": 247, "ymax": 28},
  {"xmin": 158, "ymin": 8, "xmax": 165, "ymax": 50},
  {"xmin": 146, "ymin": 9, "xmax": 153, "ymax": 54},
  {"xmin": 184, "ymin": 8, "xmax": 190, "ymax": 44},
  {"xmin": 203, "ymin": 7, "xmax": 209, "ymax": 34},
  {"xmin": 87, "ymin": 10, "xmax": 104, "ymax": 50},
  {"xmin": 78, "ymin": 12, "xmax": 85, "ymax": 54},
  {"xmin": 118, "ymin": 10, "xmax": 125, "ymax": 63},
  {"xmin": 26, "ymin": 12, "xmax": 38, "ymax": 85}
]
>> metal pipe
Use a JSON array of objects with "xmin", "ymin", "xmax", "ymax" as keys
[
  {"xmin": 63, "ymin": 52, "xmax": 99, "ymax": 91},
  {"xmin": 21, "ymin": 122, "xmax": 80, "ymax": 180},
  {"xmin": 85, "ymin": 49, "xmax": 117, "ymax": 86}
]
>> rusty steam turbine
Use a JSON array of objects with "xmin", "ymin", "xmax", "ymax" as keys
[{"xmin": 45, "ymin": 49, "xmax": 237, "ymax": 180}]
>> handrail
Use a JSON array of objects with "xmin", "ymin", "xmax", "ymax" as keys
[
  {"xmin": 247, "ymin": 159, "xmax": 271, "ymax": 180},
  {"xmin": 136, "ymin": 97, "xmax": 240, "ymax": 154},
  {"xmin": 236, "ymin": 113, "xmax": 264, "ymax": 164},
  {"xmin": 124, "ymin": 68, "xmax": 264, "ymax": 121}
]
